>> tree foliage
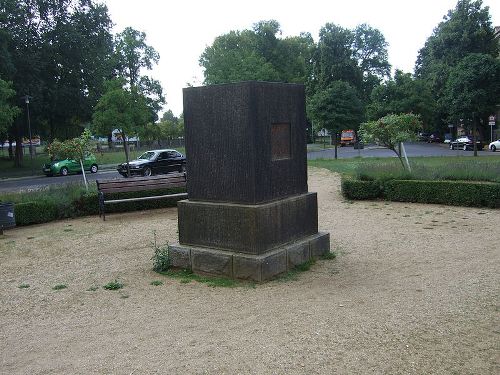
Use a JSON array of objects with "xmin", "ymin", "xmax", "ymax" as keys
[
  {"xmin": 359, "ymin": 113, "xmax": 422, "ymax": 168},
  {"xmin": 442, "ymin": 53, "xmax": 500, "ymax": 124},
  {"xmin": 415, "ymin": 0, "xmax": 498, "ymax": 132},
  {"xmin": 307, "ymin": 81, "xmax": 364, "ymax": 136},
  {"xmin": 0, "ymin": 77, "xmax": 20, "ymax": 134},
  {"xmin": 367, "ymin": 70, "xmax": 435, "ymax": 127}
]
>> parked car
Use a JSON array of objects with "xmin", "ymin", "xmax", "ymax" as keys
[
  {"xmin": 428, "ymin": 133, "xmax": 442, "ymax": 143},
  {"xmin": 489, "ymin": 139, "xmax": 500, "ymax": 152},
  {"xmin": 449, "ymin": 136, "xmax": 483, "ymax": 151},
  {"xmin": 117, "ymin": 149, "xmax": 186, "ymax": 177},
  {"xmin": 418, "ymin": 132, "xmax": 431, "ymax": 142},
  {"xmin": 43, "ymin": 154, "xmax": 98, "ymax": 176},
  {"xmin": 443, "ymin": 134, "xmax": 453, "ymax": 144}
]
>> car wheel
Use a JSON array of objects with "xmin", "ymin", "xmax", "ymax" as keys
[
  {"xmin": 491, "ymin": 145, "xmax": 497, "ymax": 152},
  {"xmin": 143, "ymin": 167, "xmax": 152, "ymax": 177},
  {"xmin": 90, "ymin": 164, "xmax": 98, "ymax": 173},
  {"xmin": 60, "ymin": 167, "xmax": 69, "ymax": 176}
]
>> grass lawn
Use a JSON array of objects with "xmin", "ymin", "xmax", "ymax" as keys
[{"xmin": 308, "ymin": 156, "xmax": 500, "ymax": 182}]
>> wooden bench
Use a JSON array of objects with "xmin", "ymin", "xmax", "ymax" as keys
[{"xmin": 96, "ymin": 173, "xmax": 188, "ymax": 220}]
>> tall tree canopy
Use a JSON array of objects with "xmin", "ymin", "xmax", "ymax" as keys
[
  {"xmin": 200, "ymin": 20, "xmax": 314, "ymax": 85},
  {"xmin": 367, "ymin": 70, "xmax": 435, "ymax": 128},
  {"xmin": 415, "ymin": 0, "xmax": 498, "ymax": 132},
  {"xmin": 0, "ymin": 0, "xmax": 114, "ymax": 166},
  {"xmin": 114, "ymin": 27, "xmax": 165, "ymax": 122}
]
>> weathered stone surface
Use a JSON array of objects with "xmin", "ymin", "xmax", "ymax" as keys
[
  {"xmin": 183, "ymin": 81, "xmax": 308, "ymax": 204},
  {"xmin": 310, "ymin": 232, "xmax": 331, "ymax": 259},
  {"xmin": 178, "ymin": 193, "xmax": 318, "ymax": 254},
  {"xmin": 287, "ymin": 242, "xmax": 310, "ymax": 268},
  {"xmin": 191, "ymin": 248, "xmax": 232, "ymax": 277},
  {"xmin": 261, "ymin": 251, "xmax": 287, "ymax": 281},
  {"xmin": 233, "ymin": 256, "xmax": 262, "ymax": 281},
  {"xmin": 169, "ymin": 245, "xmax": 191, "ymax": 269}
]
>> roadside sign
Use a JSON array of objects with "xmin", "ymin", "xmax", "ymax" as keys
[
  {"xmin": 489, "ymin": 115, "xmax": 496, "ymax": 122},
  {"xmin": 489, "ymin": 121, "xmax": 495, "ymax": 126},
  {"xmin": 448, "ymin": 124, "xmax": 454, "ymax": 128}
]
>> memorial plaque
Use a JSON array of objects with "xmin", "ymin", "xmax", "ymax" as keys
[{"xmin": 271, "ymin": 123, "xmax": 291, "ymax": 160}]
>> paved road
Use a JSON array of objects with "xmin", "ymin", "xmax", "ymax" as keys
[
  {"xmin": 1, "ymin": 143, "xmax": 498, "ymax": 192},
  {"xmin": 308, "ymin": 141, "xmax": 499, "ymax": 159}
]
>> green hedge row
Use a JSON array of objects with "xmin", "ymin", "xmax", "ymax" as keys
[
  {"xmin": 341, "ymin": 178, "xmax": 382, "ymax": 200},
  {"xmin": 13, "ymin": 187, "xmax": 186, "ymax": 226},
  {"xmin": 341, "ymin": 177, "xmax": 500, "ymax": 208}
]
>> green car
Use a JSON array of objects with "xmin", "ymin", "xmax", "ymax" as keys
[{"xmin": 43, "ymin": 154, "xmax": 99, "ymax": 176}]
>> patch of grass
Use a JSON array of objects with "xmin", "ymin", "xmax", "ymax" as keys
[
  {"xmin": 103, "ymin": 280, "xmax": 124, "ymax": 290},
  {"xmin": 63, "ymin": 228, "xmax": 73, "ymax": 232},
  {"xmin": 159, "ymin": 269, "xmax": 242, "ymax": 288},
  {"xmin": 275, "ymin": 259, "xmax": 317, "ymax": 282},
  {"xmin": 18, "ymin": 283, "xmax": 30, "ymax": 289},
  {"xmin": 321, "ymin": 251, "xmax": 337, "ymax": 260},
  {"xmin": 150, "ymin": 280, "xmax": 163, "ymax": 286},
  {"xmin": 52, "ymin": 284, "xmax": 67, "ymax": 290},
  {"xmin": 86, "ymin": 286, "xmax": 99, "ymax": 292}
]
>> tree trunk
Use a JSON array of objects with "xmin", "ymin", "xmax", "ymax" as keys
[
  {"xmin": 473, "ymin": 115, "xmax": 478, "ymax": 157},
  {"xmin": 79, "ymin": 159, "xmax": 89, "ymax": 191},
  {"xmin": 8, "ymin": 139, "xmax": 13, "ymax": 160}
]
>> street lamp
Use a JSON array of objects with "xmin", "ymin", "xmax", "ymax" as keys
[{"xmin": 21, "ymin": 95, "xmax": 34, "ymax": 175}]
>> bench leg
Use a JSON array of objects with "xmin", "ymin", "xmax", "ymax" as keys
[{"xmin": 98, "ymin": 192, "xmax": 106, "ymax": 221}]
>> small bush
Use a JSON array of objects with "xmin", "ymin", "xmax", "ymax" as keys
[
  {"xmin": 341, "ymin": 177, "xmax": 382, "ymax": 200},
  {"xmin": 151, "ymin": 231, "xmax": 171, "ymax": 272},
  {"xmin": 103, "ymin": 280, "xmax": 123, "ymax": 290},
  {"xmin": 14, "ymin": 201, "xmax": 58, "ymax": 225}
]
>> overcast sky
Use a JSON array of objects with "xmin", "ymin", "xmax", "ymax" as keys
[{"xmin": 103, "ymin": 0, "xmax": 500, "ymax": 117}]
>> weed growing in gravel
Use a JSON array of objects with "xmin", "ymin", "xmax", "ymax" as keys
[
  {"xmin": 18, "ymin": 283, "xmax": 30, "ymax": 289},
  {"xmin": 150, "ymin": 280, "xmax": 163, "ymax": 286},
  {"xmin": 52, "ymin": 284, "xmax": 67, "ymax": 290},
  {"xmin": 86, "ymin": 286, "xmax": 99, "ymax": 292},
  {"xmin": 151, "ymin": 231, "xmax": 171, "ymax": 272},
  {"xmin": 103, "ymin": 280, "xmax": 123, "ymax": 290}
]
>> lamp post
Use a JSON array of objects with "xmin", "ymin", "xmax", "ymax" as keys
[{"xmin": 21, "ymin": 95, "xmax": 34, "ymax": 175}]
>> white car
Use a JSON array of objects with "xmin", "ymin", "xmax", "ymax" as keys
[{"xmin": 489, "ymin": 139, "xmax": 500, "ymax": 152}]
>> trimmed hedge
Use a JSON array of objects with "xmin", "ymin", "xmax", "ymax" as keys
[
  {"xmin": 341, "ymin": 177, "xmax": 382, "ymax": 200},
  {"xmin": 13, "ymin": 187, "xmax": 187, "ymax": 226},
  {"xmin": 341, "ymin": 176, "xmax": 500, "ymax": 208},
  {"xmin": 384, "ymin": 180, "xmax": 500, "ymax": 208}
]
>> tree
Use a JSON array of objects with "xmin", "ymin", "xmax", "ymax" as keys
[
  {"xmin": 114, "ymin": 27, "xmax": 164, "ymax": 122},
  {"xmin": 442, "ymin": 53, "xmax": 500, "ymax": 155},
  {"xmin": 415, "ymin": 0, "xmax": 497, "ymax": 130},
  {"xmin": 367, "ymin": 70, "xmax": 435, "ymax": 127},
  {"xmin": 307, "ymin": 81, "xmax": 364, "ymax": 139},
  {"xmin": 92, "ymin": 78, "xmax": 150, "ymax": 176},
  {"xmin": 0, "ymin": 78, "xmax": 20, "ymax": 134},
  {"xmin": 200, "ymin": 20, "xmax": 312, "ymax": 85},
  {"xmin": 359, "ymin": 113, "xmax": 422, "ymax": 169},
  {"xmin": 46, "ymin": 129, "xmax": 94, "ymax": 190},
  {"xmin": 310, "ymin": 23, "xmax": 362, "ymax": 93}
]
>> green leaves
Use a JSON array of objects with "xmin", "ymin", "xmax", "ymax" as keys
[
  {"xmin": 359, "ymin": 113, "xmax": 422, "ymax": 152},
  {"xmin": 0, "ymin": 78, "xmax": 20, "ymax": 134}
]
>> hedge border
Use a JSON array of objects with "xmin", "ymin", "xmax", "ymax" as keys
[{"xmin": 341, "ymin": 177, "xmax": 500, "ymax": 208}]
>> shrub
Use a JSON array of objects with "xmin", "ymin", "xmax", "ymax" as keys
[
  {"xmin": 341, "ymin": 177, "xmax": 382, "ymax": 200},
  {"xmin": 14, "ymin": 201, "xmax": 59, "ymax": 225},
  {"xmin": 383, "ymin": 180, "xmax": 500, "ymax": 208},
  {"xmin": 151, "ymin": 231, "xmax": 171, "ymax": 272}
]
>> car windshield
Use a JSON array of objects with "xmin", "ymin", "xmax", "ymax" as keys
[{"xmin": 138, "ymin": 151, "xmax": 156, "ymax": 160}]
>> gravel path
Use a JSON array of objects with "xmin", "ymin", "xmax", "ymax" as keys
[{"xmin": 1, "ymin": 167, "xmax": 498, "ymax": 374}]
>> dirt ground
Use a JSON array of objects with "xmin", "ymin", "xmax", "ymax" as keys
[{"xmin": 0, "ymin": 167, "xmax": 499, "ymax": 375}]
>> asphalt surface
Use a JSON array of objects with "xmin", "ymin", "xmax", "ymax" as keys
[{"xmin": 1, "ymin": 142, "xmax": 498, "ymax": 193}]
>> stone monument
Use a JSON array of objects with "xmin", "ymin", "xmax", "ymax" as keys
[{"xmin": 170, "ymin": 81, "xmax": 330, "ymax": 281}]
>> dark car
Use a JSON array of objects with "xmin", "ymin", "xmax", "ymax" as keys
[
  {"xmin": 427, "ymin": 133, "xmax": 442, "ymax": 143},
  {"xmin": 449, "ymin": 136, "xmax": 483, "ymax": 151},
  {"xmin": 117, "ymin": 149, "xmax": 186, "ymax": 177}
]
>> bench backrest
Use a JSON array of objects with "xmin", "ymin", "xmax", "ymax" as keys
[{"xmin": 97, "ymin": 173, "xmax": 187, "ymax": 194}]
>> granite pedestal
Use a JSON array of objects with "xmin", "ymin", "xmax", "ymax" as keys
[{"xmin": 173, "ymin": 82, "xmax": 330, "ymax": 281}]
